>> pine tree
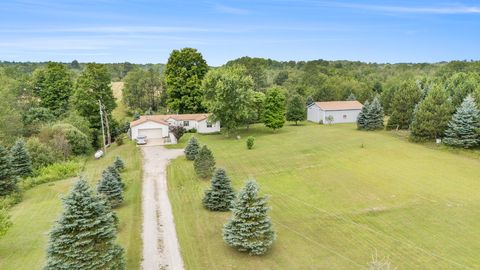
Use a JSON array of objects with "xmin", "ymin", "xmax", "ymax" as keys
[
  {"xmin": 194, "ymin": 145, "xmax": 216, "ymax": 178},
  {"xmin": 223, "ymin": 180, "xmax": 275, "ymax": 255},
  {"xmin": 10, "ymin": 139, "xmax": 33, "ymax": 178},
  {"xmin": 410, "ymin": 84, "xmax": 454, "ymax": 140},
  {"xmin": 357, "ymin": 100, "xmax": 370, "ymax": 130},
  {"xmin": 286, "ymin": 94, "xmax": 306, "ymax": 125},
  {"xmin": 346, "ymin": 93, "xmax": 357, "ymax": 101},
  {"xmin": 386, "ymin": 80, "xmax": 422, "ymax": 130},
  {"xmin": 97, "ymin": 170, "xmax": 124, "ymax": 207},
  {"xmin": 105, "ymin": 166, "xmax": 124, "ymax": 189},
  {"xmin": 203, "ymin": 168, "xmax": 236, "ymax": 211},
  {"xmin": 113, "ymin": 156, "xmax": 125, "ymax": 172},
  {"xmin": 0, "ymin": 145, "xmax": 16, "ymax": 196},
  {"xmin": 184, "ymin": 136, "xmax": 200, "ymax": 160},
  {"xmin": 364, "ymin": 96, "xmax": 384, "ymax": 130},
  {"xmin": 443, "ymin": 95, "xmax": 480, "ymax": 148},
  {"xmin": 263, "ymin": 86, "xmax": 286, "ymax": 131},
  {"xmin": 45, "ymin": 178, "xmax": 125, "ymax": 270}
]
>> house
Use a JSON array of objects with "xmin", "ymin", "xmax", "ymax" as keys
[
  {"xmin": 129, "ymin": 113, "xmax": 220, "ymax": 141},
  {"xmin": 307, "ymin": 101, "xmax": 363, "ymax": 124}
]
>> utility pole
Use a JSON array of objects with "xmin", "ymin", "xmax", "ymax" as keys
[
  {"xmin": 102, "ymin": 103, "xmax": 111, "ymax": 145},
  {"xmin": 99, "ymin": 100, "xmax": 106, "ymax": 154}
]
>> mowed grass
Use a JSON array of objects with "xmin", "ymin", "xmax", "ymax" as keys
[
  {"xmin": 0, "ymin": 142, "xmax": 142, "ymax": 270},
  {"xmin": 167, "ymin": 123, "xmax": 480, "ymax": 270}
]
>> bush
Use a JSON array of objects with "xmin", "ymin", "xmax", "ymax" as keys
[
  {"xmin": 188, "ymin": 128, "xmax": 197, "ymax": 133},
  {"xmin": 40, "ymin": 123, "xmax": 92, "ymax": 157},
  {"xmin": 115, "ymin": 135, "xmax": 124, "ymax": 146},
  {"xmin": 169, "ymin": 126, "xmax": 186, "ymax": 140},
  {"xmin": 26, "ymin": 137, "xmax": 59, "ymax": 170},
  {"xmin": 21, "ymin": 161, "xmax": 83, "ymax": 189},
  {"xmin": 246, "ymin": 136, "xmax": 255, "ymax": 149}
]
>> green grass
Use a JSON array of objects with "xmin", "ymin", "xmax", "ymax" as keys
[
  {"xmin": 0, "ymin": 142, "xmax": 142, "ymax": 270},
  {"xmin": 167, "ymin": 123, "xmax": 480, "ymax": 270}
]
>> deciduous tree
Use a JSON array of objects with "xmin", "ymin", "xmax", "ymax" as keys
[
  {"xmin": 286, "ymin": 94, "xmax": 306, "ymax": 125},
  {"xmin": 386, "ymin": 80, "xmax": 422, "ymax": 130},
  {"xmin": 264, "ymin": 86, "xmax": 286, "ymax": 131}
]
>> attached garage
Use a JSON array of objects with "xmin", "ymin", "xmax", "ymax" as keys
[
  {"xmin": 130, "ymin": 117, "xmax": 169, "ymax": 139},
  {"xmin": 138, "ymin": 128, "xmax": 164, "ymax": 139}
]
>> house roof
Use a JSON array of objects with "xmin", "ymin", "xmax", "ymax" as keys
[
  {"xmin": 130, "ymin": 113, "xmax": 211, "ymax": 128},
  {"xmin": 312, "ymin": 101, "xmax": 363, "ymax": 111}
]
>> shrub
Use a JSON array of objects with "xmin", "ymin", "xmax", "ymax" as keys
[
  {"xmin": 26, "ymin": 137, "xmax": 59, "ymax": 170},
  {"xmin": 194, "ymin": 145, "xmax": 216, "ymax": 178},
  {"xmin": 188, "ymin": 128, "xmax": 197, "ymax": 133},
  {"xmin": 246, "ymin": 136, "xmax": 255, "ymax": 149},
  {"xmin": 115, "ymin": 135, "xmax": 124, "ymax": 146},
  {"xmin": 184, "ymin": 137, "xmax": 200, "ymax": 160},
  {"xmin": 21, "ymin": 161, "xmax": 83, "ymax": 189},
  {"xmin": 169, "ymin": 125, "xmax": 186, "ymax": 140}
]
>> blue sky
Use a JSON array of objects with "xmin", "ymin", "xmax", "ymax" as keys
[{"xmin": 0, "ymin": 0, "xmax": 479, "ymax": 66}]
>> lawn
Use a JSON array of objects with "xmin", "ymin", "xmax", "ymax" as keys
[
  {"xmin": 167, "ymin": 123, "xmax": 480, "ymax": 270},
  {"xmin": 0, "ymin": 142, "xmax": 142, "ymax": 270}
]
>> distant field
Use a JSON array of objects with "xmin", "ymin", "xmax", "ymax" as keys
[
  {"xmin": 167, "ymin": 123, "xmax": 480, "ymax": 269},
  {"xmin": 111, "ymin": 81, "xmax": 131, "ymax": 123},
  {"xmin": 0, "ymin": 142, "xmax": 142, "ymax": 270}
]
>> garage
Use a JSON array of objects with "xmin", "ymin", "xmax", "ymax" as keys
[
  {"xmin": 138, "ymin": 128, "xmax": 164, "ymax": 139},
  {"xmin": 130, "ymin": 116, "xmax": 170, "ymax": 140}
]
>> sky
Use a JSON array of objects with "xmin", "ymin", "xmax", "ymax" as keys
[{"xmin": 0, "ymin": 0, "xmax": 479, "ymax": 66}]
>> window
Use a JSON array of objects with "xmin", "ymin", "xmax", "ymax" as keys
[
  {"xmin": 343, "ymin": 115, "xmax": 347, "ymax": 119},
  {"xmin": 206, "ymin": 121, "xmax": 213, "ymax": 128},
  {"xmin": 183, "ymin": 121, "xmax": 189, "ymax": 127}
]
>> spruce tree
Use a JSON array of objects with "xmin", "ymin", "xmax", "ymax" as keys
[
  {"xmin": 443, "ymin": 95, "xmax": 480, "ymax": 148},
  {"xmin": 105, "ymin": 166, "xmax": 124, "ymax": 189},
  {"xmin": 10, "ymin": 139, "xmax": 33, "ymax": 178},
  {"xmin": 223, "ymin": 180, "xmax": 275, "ymax": 255},
  {"xmin": 410, "ymin": 84, "xmax": 454, "ymax": 140},
  {"xmin": 357, "ymin": 100, "xmax": 370, "ymax": 130},
  {"xmin": 286, "ymin": 94, "xmax": 306, "ymax": 125},
  {"xmin": 184, "ymin": 136, "xmax": 200, "ymax": 160},
  {"xmin": 364, "ymin": 96, "xmax": 384, "ymax": 130},
  {"xmin": 346, "ymin": 93, "xmax": 356, "ymax": 101},
  {"xmin": 113, "ymin": 156, "xmax": 125, "ymax": 172},
  {"xmin": 97, "ymin": 170, "xmax": 124, "ymax": 208},
  {"xmin": 194, "ymin": 145, "xmax": 216, "ymax": 178},
  {"xmin": 0, "ymin": 145, "xmax": 16, "ymax": 196},
  {"xmin": 386, "ymin": 80, "xmax": 422, "ymax": 130},
  {"xmin": 45, "ymin": 178, "xmax": 125, "ymax": 270},
  {"xmin": 203, "ymin": 168, "xmax": 236, "ymax": 211}
]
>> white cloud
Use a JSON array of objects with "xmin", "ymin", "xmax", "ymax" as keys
[{"xmin": 214, "ymin": 4, "xmax": 249, "ymax": 15}]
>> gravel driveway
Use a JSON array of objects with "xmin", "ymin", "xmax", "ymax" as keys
[{"xmin": 141, "ymin": 145, "xmax": 184, "ymax": 270}]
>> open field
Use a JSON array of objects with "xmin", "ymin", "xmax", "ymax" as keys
[
  {"xmin": 112, "ymin": 81, "xmax": 131, "ymax": 123},
  {"xmin": 167, "ymin": 123, "xmax": 480, "ymax": 270},
  {"xmin": 0, "ymin": 142, "xmax": 143, "ymax": 270}
]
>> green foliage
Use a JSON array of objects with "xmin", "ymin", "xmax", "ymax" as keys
[
  {"xmin": 115, "ymin": 134, "xmax": 124, "ymax": 146},
  {"xmin": 246, "ymin": 91, "xmax": 266, "ymax": 126},
  {"xmin": 246, "ymin": 136, "xmax": 255, "ymax": 150},
  {"xmin": 274, "ymin": 70, "xmax": 289, "ymax": 86},
  {"xmin": 410, "ymin": 84, "xmax": 454, "ymax": 140},
  {"xmin": 226, "ymin": 57, "xmax": 268, "ymax": 91},
  {"xmin": 357, "ymin": 100, "xmax": 370, "ymax": 129},
  {"xmin": 386, "ymin": 80, "xmax": 422, "ymax": 130},
  {"xmin": 26, "ymin": 137, "xmax": 59, "ymax": 170},
  {"xmin": 185, "ymin": 137, "xmax": 200, "ymax": 160},
  {"xmin": 346, "ymin": 93, "xmax": 357, "ymax": 101},
  {"xmin": 21, "ymin": 160, "xmax": 82, "ymax": 189},
  {"xmin": 202, "ymin": 65, "xmax": 255, "ymax": 134},
  {"xmin": 443, "ymin": 95, "xmax": 480, "ymax": 148},
  {"xmin": 363, "ymin": 96, "xmax": 384, "ymax": 130},
  {"xmin": 0, "ymin": 71, "xmax": 22, "ymax": 144},
  {"xmin": 51, "ymin": 124, "xmax": 91, "ymax": 155},
  {"xmin": 202, "ymin": 168, "xmax": 235, "ymax": 211},
  {"xmin": 194, "ymin": 145, "xmax": 216, "ymax": 178},
  {"xmin": 444, "ymin": 72, "xmax": 480, "ymax": 108},
  {"xmin": 286, "ymin": 94, "xmax": 306, "ymax": 125},
  {"xmin": 105, "ymin": 165, "xmax": 124, "ymax": 189},
  {"xmin": 45, "ymin": 178, "xmax": 125, "ymax": 270},
  {"xmin": 32, "ymin": 62, "xmax": 74, "ymax": 116},
  {"xmin": 123, "ymin": 68, "xmax": 164, "ymax": 111},
  {"xmin": 22, "ymin": 107, "xmax": 55, "ymax": 134},
  {"xmin": 264, "ymin": 86, "xmax": 286, "ymax": 131},
  {"xmin": 114, "ymin": 156, "xmax": 125, "ymax": 171},
  {"xmin": 10, "ymin": 139, "xmax": 33, "ymax": 178},
  {"xmin": 223, "ymin": 180, "xmax": 275, "ymax": 255},
  {"xmin": 0, "ymin": 145, "xmax": 17, "ymax": 196},
  {"xmin": 97, "ymin": 170, "xmax": 124, "ymax": 208},
  {"xmin": 0, "ymin": 207, "xmax": 11, "ymax": 238},
  {"xmin": 165, "ymin": 48, "xmax": 208, "ymax": 113}
]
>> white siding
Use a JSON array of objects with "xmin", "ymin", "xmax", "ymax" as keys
[
  {"xmin": 307, "ymin": 104, "xmax": 322, "ymax": 123},
  {"xmin": 131, "ymin": 121, "xmax": 169, "ymax": 139},
  {"xmin": 197, "ymin": 119, "xmax": 220, "ymax": 133},
  {"xmin": 324, "ymin": 109, "xmax": 361, "ymax": 124}
]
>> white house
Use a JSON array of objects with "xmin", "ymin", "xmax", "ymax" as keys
[
  {"xmin": 130, "ymin": 113, "xmax": 220, "ymax": 141},
  {"xmin": 307, "ymin": 101, "xmax": 363, "ymax": 124}
]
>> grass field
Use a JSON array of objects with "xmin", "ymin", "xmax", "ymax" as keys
[
  {"xmin": 0, "ymin": 142, "xmax": 142, "ymax": 270},
  {"xmin": 167, "ymin": 123, "xmax": 480, "ymax": 270}
]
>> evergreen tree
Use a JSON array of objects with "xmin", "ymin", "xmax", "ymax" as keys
[
  {"xmin": 386, "ymin": 80, "xmax": 422, "ymax": 130},
  {"xmin": 202, "ymin": 168, "xmax": 236, "ymax": 211},
  {"xmin": 105, "ymin": 166, "xmax": 124, "ymax": 189},
  {"xmin": 364, "ymin": 96, "xmax": 384, "ymax": 130},
  {"xmin": 194, "ymin": 145, "xmax": 216, "ymax": 178},
  {"xmin": 286, "ymin": 94, "xmax": 306, "ymax": 125},
  {"xmin": 346, "ymin": 93, "xmax": 357, "ymax": 101},
  {"xmin": 410, "ymin": 84, "xmax": 454, "ymax": 140},
  {"xmin": 443, "ymin": 95, "xmax": 480, "ymax": 148},
  {"xmin": 45, "ymin": 178, "xmax": 124, "ymax": 270},
  {"xmin": 113, "ymin": 156, "xmax": 125, "ymax": 172},
  {"xmin": 306, "ymin": 96, "xmax": 314, "ymax": 106},
  {"xmin": 184, "ymin": 136, "xmax": 200, "ymax": 160},
  {"xmin": 10, "ymin": 139, "xmax": 33, "ymax": 178},
  {"xmin": 357, "ymin": 100, "xmax": 370, "ymax": 130},
  {"xmin": 97, "ymin": 171, "xmax": 124, "ymax": 207},
  {"xmin": 0, "ymin": 145, "xmax": 16, "ymax": 196},
  {"xmin": 263, "ymin": 86, "xmax": 286, "ymax": 131},
  {"xmin": 223, "ymin": 180, "xmax": 275, "ymax": 255}
]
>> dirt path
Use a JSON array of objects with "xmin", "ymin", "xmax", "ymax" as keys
[{"xmin": 141, "ymin": 145, "xmax": 185, "ymax": 270}]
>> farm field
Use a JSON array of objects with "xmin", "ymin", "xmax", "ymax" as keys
[
  {"xmin": 167, "ymin": 123, "xmax": 480, "ymax": 270},
  {"xmin": 0, "ymin": 142, "xmax": 143, "ymax": 270}
]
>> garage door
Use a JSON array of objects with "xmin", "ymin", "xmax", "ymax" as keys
[{"xmin": 138, "ymin": 128, "xmax": 164, "ymax": 139}]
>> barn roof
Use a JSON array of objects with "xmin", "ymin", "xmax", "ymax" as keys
[
  {"xmin": 313, "ymin": 101, "xmax": 363, "ymax": 111},
  {"xmin": 130, "ymin": 113, "xmax": 211, "ymax": 128}
]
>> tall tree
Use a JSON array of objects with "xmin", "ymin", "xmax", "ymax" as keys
[
  {"xmin": 0, "ymin": 145, "xmax": 16, "ymax": 196},
  {"xmin": 45, "ymin": 178, "xmax": 124, "ymax": 270},
  {"xmin": 202, "ymin": 65, "xmax": 255, "ymax": 135},
  {"xmin": 97, "ymin": 170, "xmax": 124, "ymax": 208},
  {"xmin": 263, "ymin": 86, "xmax": 286, "ymax": 131},
  {"xmin": 357, "ymin": 100, "xmax": 370, "ymax": 130},
  {"xmin": 202, "ymin": 168, "xmax": 235, "ymax": 211},
  {"xmin": 165, "ymin": 48, "xmax": 208, "ymax": 113},
  {"xmin": 223, "ymin": 180, "xmax": 275, "ymax": 255},
  {"xmin": 123, "ymin": 68, "xmax": 163, "ymax": 112},
  {"xmin": 443, "ymin": 95, "xmax": 480, "ymax": 148},
  {"xmin": 194, "ymin": 145, "xmax": 216, "ymax": 178},
  {"xmin": 386, "ymin": 80, "xmax": 422, "ymax": 130},
  {"xmin": 410, "ymin": 84, "xmax": 454, "ymax": 140},
  {"xmin": 286, "ymin": 93, "xmax": 306, "ymax": 125},
  {"xmin": 444, "ymin": 72, "xmax": 480, "ymax": 108},
  {"xmin": 33, "ymin": 62, "xmax": 74, "ymax": 116},
  {"xmin": 10, "ymin": 139, "xmax": 32, "ymax": 178},
  {"xmin": 72, "ymin": 64, "xmax": 116, "ymax": 130},
  {"xmin": 364, "ymin": 96, "xmax": 384, "ymax": 130}
]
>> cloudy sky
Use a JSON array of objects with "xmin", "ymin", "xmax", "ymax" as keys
[{"xmin": 0, "ymin": 0, "xmax": 479, "ymax": 65}]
